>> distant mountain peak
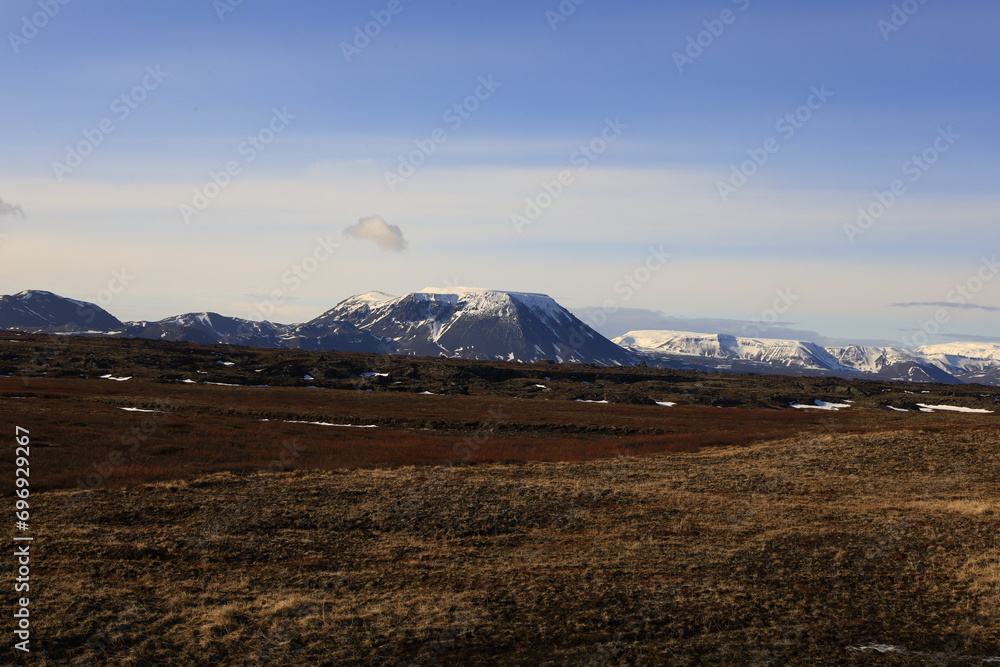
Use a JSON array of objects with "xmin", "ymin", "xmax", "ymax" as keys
[
  {"xmin": 0, "ymin": 290, "xmax": 122, "ymax": 332},
  {"xmin": 309, "ymin": 287, "xmax": 634, "ymax": 365}
]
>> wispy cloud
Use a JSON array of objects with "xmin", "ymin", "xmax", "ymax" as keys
[
  {"xmin": 242, "ymin": 292, "xmax": 302, "ymax": 303},
  {"xmin": 891, "ymin": 301, "xmax": 1000, "ymax": 312},
  {"xmin": 938, "ymin": 333, "xmax": 1000, "ymax": 344},
  {"xmin": 573, "ymin": 306, "xmax": 895, "ymax": 347},
  {"xmin": 343, "ymin": 216, "xmax": 407, "ymax": 252},
  {"xmin": 0, "ymin": 196, "xmax": 25, "ymax": 218}
]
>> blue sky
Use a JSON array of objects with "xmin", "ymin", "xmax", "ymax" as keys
[{"xmin": 1, "ymin": 0, "xmax": 998, "ymax": 345}]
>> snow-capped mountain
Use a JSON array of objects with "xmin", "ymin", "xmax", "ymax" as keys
[
  {"xmin": 310, "ymin": 287, "xmax": 638, "ymax": 365},
  {"xmin": 0, "ymin": 290, "xmax": 123, "ymax": 332},
  {"xmin": 827, "ymin": 344, "xmax": 960, "ymax": 384},
  {"xmin": 3, "ymin": 289, "xmax": 1000, "ymax": 386},
  {"xmin": 121, "ymin": 312, "xmax": 392, "ymax": 353},
  {"xmin": 615, "ymin": 330, "xmax": 848, "ymax": 371},
  {"xmin": 122, "ymin": 312, "xmax": 287, "ymax": 346},
  {"xmin": 915, "ymin": 342, "xmax": 1000, "ymax": 385},
  {"xmin": 615, "ymin": 331, "xmax": 964, "ymax": 384}
]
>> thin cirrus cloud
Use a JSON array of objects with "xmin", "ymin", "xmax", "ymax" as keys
[
  {"xmin": 891, "ymin": 301, "xmax": 1000, "ymax": 312},
  {"xmin": 937, "ymin": 333, "xmax": 1000, "ymax": 344},
  {"xmin": 343, "ymin": 216, "xmax": 408, "ymax": 253}
]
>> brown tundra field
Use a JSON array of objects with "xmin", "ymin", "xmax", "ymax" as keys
[{"xmin": 2, "ymin": 335, "xmax": 999, "ymax": 664}]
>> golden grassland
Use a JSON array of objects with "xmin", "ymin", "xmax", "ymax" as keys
[{"xmin": 13, "ymin": 427, "xmax": 1000, "ymax": 664}]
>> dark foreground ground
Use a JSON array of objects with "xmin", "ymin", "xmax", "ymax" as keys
[
  {"xmin": 1, "ymin": 335, "xmax": 998, "ymax": 663},
  {"xmin": 14, "ymin": 428, "xmax": 1000, "ymax": 665}
]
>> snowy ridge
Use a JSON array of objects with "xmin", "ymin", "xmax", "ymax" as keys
[
  {"xmin": 615, "ymin": 331, "xmax": 850, "ymax": 372},
  {"xmin": 615, "ymin": 330, "xmax": 981, "ymax": 384},
  {"xmin": 416, "ymin": 287, "xmax": 569, "ymax": 324},
  {"xmin": 916, "ymin": 343, "xmax": 1000, "ymax": 378},
  {"xmin": 827, "ymin": 344, "xmax": 916, "ymax": 374},
  {"xmin": 918, "ymin": 342, "xmax": 1000, "ymax": 361}
]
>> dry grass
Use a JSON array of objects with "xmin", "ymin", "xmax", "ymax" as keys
[
  {"xmin": 2, "ymin": 376, "xmax": 994, "ymax": 494},
  {"xmin": 15, "ymin": 427, "xmax": 1000, "ymax": 664}
]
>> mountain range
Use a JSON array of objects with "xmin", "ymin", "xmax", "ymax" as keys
[
  {"xmin": 612, "ymin": 330, "xmax": 1000, "ymax": 386},
  {"xmin": 3, "ymin": 288, "xmax": 999, "ymax": 387}
]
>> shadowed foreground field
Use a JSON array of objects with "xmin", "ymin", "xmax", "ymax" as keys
[{"xmin": 19, "ymin": 428, "xmax": 1000, "ymax": 664}]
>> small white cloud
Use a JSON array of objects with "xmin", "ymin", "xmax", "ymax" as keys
[
  {"xmin": 0, "ymin": 196, "xmax": 26, "ymax": 218},
  {"xmin": 343, "ymin": 216, "xmax": 407, "ymax": 252}
]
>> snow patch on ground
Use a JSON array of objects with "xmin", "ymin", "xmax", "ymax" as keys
[
  {"xmin": 120, "ymin": 407, "xmax": 164, "ymax": 413},
  {"xmin": 847, "ymin": 643, "xmax": 1000, "ymax": 661},
  {"xmin": 790, "ymin": 400, "xmax": 851, "ymax": 411},
  {"xmin": 100, "ymin": 374, "xmax": 132, "ymax": 382},
  {"xmin": 916, "ymin": 403, "xmax": 994, "ymax": 414},
  {"xmin": 575, "ymin": 399, "xmax": 609, "ymax": 404},
  {"xmin": 262, "ymin": 419, "xmax": 377, "ymax": 428},
  {"xmin": 655, "ymin": 401, "xmax": 676, "ymax": 407}
]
